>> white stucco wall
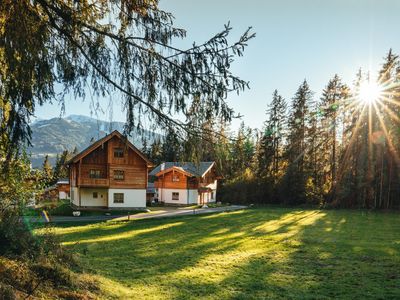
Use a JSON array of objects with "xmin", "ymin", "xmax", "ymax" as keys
[
  {"xmin": 59, "ymin": 191, "xmax": 68, "ymax": 200},
  {"xmin": 159, "ymin": 188, "xmax": 197, "ymax": 205},
  {"xmin": 188, "ymin": 189, "xmax": 198, "ymax": 204},
  {"xmin": 108, "ymin": 189, "xmax": 146, "ymax": 208},
  {"xmin": 80, "ymin": 188, "xmax": 108, "ymax": 207},
  {"xmin": 71, "ymin": 187, "xmax": 79, "ymax": 206}
]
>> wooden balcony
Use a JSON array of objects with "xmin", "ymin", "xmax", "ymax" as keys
[{"xmin": 79, "ymin": 177, "xmax": 109, "ymax": 187}]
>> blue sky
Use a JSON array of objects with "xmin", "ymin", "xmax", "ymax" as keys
[{"xmin": 34, "ymin": 0, "xmax": 400, "ymax": 130}]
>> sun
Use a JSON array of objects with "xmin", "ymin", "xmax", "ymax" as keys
[{"xmin": 358, "ymin": 80, "xmax": 382, "ymax": 105}]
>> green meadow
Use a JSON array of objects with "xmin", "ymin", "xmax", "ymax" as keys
[{"xmin": 43, "ymin": 208, "xmax": 400, "ymax": 299}]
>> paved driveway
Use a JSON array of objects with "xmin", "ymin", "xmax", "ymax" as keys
[{"xmin": 27, "ymin": 205, "xmax": 247, "ymax": 223}]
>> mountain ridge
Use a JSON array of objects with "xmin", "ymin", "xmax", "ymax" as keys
[{"xmin": 29, "ymin": 115, "xmax": 160, "ymax": 168}]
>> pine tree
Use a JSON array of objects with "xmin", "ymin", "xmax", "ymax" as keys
[
  {"xmin": 141, "ymin": 139, "xmax": 150, "ymax": 158},
  {"xmin": 258, "ymin": 90, "xmax": 287, "ymax": 181},
  {"xmin": 149, "ymin": 139, "xmax": 163, "ymax": 165},
  {"xmin": 161, "ymin": 129, "xmax": 182, "ymax": 162},
  {"xmin": 320, "ymin": 75, "xmax": 349, "ymax": 197},
  {"xmin": 42, "ymin": 155, "xmax": 53, "ymax": 186},
  {"xmin": 231, "ymin": 122, "xmax": 255, "ymax": 178},
  {"xmin": 53, "ymin": 150, "xmax": 72, "ymax": 183},
  {"xmin": 282, "ymin": 80, "xmax": 313, "ymax": 204},
  {"xmin": 214, "ymin": 119, "xmax": 233, "ymax": 178}
]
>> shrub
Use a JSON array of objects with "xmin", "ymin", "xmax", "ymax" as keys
[
  {"xmin": 0, "ymin": 283, "xmax": 16, "ymax": 300},
  {"xmin": 31, "ymin": 263, "xmax": 72, "ymax": 288}
]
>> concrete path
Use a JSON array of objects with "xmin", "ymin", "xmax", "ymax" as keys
[{"xmin": 27, "ymin": 205, "xmax": 247, "ymax": 223}]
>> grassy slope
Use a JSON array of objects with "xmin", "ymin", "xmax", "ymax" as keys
[{"xmin": 44, "ymin": 208, "xmax": 400, "ymax": 299}]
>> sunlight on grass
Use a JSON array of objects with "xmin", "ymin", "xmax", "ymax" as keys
[
  {"xmin": 45, "ymin": 208, "xmax": 400, "ymax": 299},
  {"xmin": 61, "ymin": 221, "xmax": 184, "ymax": 246}
]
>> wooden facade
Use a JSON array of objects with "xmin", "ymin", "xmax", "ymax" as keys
[
  {"xmin": 154, "ymin": 167, "xmax": 217, "ymax": 190},
  {"xmin": 68, "ymin": 131, "xmax": 152, "ymax": 208},
  {"xmin": 69, "ymin": 133, "xmax": 150, "ymax": 190}
]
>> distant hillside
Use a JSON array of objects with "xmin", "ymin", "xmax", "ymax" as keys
[{"xmin": 29, "ymin": 115, "xmax": 161, "ymax": 168}]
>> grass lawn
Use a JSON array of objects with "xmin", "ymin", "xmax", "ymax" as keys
[
  {"xmin": 27, "ymin": 200, "xmax": 148, "ymax": 217},
  {"xmin": 41, "ymin": 207, "xmax": 400, "ymax": 299}
]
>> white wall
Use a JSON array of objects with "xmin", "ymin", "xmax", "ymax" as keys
[
  {"xmin": 188, "ymin": 189, "xmax": 198, "ymax": 204},
  {"xmin": 158, "ymin": 187, "xmax": 218, "ymax": 205},
  {"xmin": 159, "ymin": 188, "xmax": 192, "ymax": 205},
  {"xmin": 80, "ymin": 188, "xmax": 108, "ymax": 207},
  {"xmin": 59, "ymin": 191, "xmax": 68, "ymax": 200},
  {"xmin": 108, "ymin": 189, "xmax": 146, "ymax": 208},
  {"xmin": 71, "ymin": 187, "xmax": 79, "ymax": 206}
]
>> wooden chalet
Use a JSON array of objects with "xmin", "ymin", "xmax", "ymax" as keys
[
  {"xmin": 67, "ymin": 130, "xmax": 153, "ymax": 209},
  {"xmin": 150, "ymin": 162, "xmax": 219, "ymax": 205}
]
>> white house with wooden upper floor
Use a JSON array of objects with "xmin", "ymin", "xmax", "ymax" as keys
[
  {"xmin": 67, "ymin": 130, "xmax": 153, "ymax": 209},
  {"xmin": 150, "ymin": 162, "xmax": 219, "ymax": 205}
]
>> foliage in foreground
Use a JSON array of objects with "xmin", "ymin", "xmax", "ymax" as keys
[
  {"xmin": 0, "ymin": 0, "xmax": 254, "ymax": 161},
  {"xmin": 46, "ymin": 208, "xmax": 400, "ymax": 299},
  {"xmin": 0, "ymin": 218, "xmax": 100, "ymax": 299},
  {"xmin": 0, "ymin": 154, "xmax": 99, "ymax": 299}
]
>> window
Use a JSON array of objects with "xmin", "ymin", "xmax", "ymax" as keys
[
  {"xmin": 89, "ymin": 169, "xmax": 101, "ymax": 178},
  {"xmin": 93, "ymin": 192, "xmax": 98, "ymax": 198},
  {"xmin": 114, "ymin": 148, "xmax": 124, "ymax": 158},
  {"xmin": 172, "ymin": 192, "xmax": 179, "ymax": 201},
  {"xmin": 211, "ymin": 192, "xmax": 214, "ymax": 200},
  {"xmin": 172, "ymin": 175, "xmax": 180, "ymax": 182},
  {"xmin": 114, "ymin": 170, "xmax": 125, "ymax": 180},
  {"xmin": 113, "ymin": 193, "xmax": 124, "ymax": 203}
]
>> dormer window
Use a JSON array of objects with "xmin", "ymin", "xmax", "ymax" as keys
[{"xmin": 114, "ymin": 148, "xmax": 124, "ymax": 158}]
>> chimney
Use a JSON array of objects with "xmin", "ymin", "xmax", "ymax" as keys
[{"xmin": 161, "ymin": 163, "xmax": 165, "ymax": 171}]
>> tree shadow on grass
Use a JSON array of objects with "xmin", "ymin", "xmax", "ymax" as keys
[
  {"xmin": 56, "ymin": 208, "xmax": 317, "ymax": 297},
  {"xmin": 185, "ymin": 210, "xmax": 400, "ymax": 300},
  {"xmin": 53, "ymin": 208, "xmax": 400, "ymax": 299}
]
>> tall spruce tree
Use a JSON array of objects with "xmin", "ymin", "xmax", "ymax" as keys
[
  {"xmin": 282, "ymin": 80, "xmax": 313, "ymax": 204},
  {"xmin": 149, "ymin": 139, "xmax": 163, "ymax": 165},
  {"xmin": 41, "ymin": 154, "xmax": 53, "ymax": 186},
  {"xmin": 263, "ymin": 90, "xmax": 287, "ymax": 181},
  {"xmin": 231, "ymin": 122, "xmax": 254, "ymax": 178},
  {"xmin": 320, "ymin": 75, "xmax": 349, "ymax": 197},
  {"xmin": 161, "ymin": 128, "xmax": 182, "ymax": 162}
]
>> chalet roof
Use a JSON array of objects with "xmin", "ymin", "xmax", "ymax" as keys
[
  {"xmin": 66, "ymin": 130, "xmax": 153, "ymax": 166},
  {"xmin": 149, "ymin": 162, "xmax": 215, "ymax": 177},
  {"xmin": 56, "ymin": 178, "xmax": 69, "ymax": 185}
]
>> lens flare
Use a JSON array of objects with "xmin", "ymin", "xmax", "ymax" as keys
[{"xmin": 358, "ymin": 80, "xmax": 382, "ymax": 105}]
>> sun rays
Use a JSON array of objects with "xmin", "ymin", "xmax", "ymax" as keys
[
  {"xmin": 358, "ymin": 80, "xmax": 383, "ymax": 105},
  {"xmin": 337, "ymin": 73, "xmax": 400, "ymax": 181}
]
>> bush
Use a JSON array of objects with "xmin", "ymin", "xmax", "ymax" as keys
[
  {"xmin": 0, "ymin": 283, "xmax": 16, "ymax": 300},
  {"xmin": 0, "ymin": 215, "xmax": 40, "ymax": 256},
  {"xmin": 31, "ymin": 263, "xmax": 72, "ymax": 288}
]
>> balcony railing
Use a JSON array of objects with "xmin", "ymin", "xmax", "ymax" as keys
[{"xmin": 79, "ymin": 178, "xmax": 109, "ymax": 187}]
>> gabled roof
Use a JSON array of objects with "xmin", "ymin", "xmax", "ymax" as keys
[
  {"xmin": 149, "ymin": 162, "xmax": 215, "ymax": 177},
  {"xmin": 67, "ymin": 130, "xmax": 153, "ymax": 166},
  {"xmin": 56, "ymin": 178, "xmax": 69, "ymax": 185},
  {"xmin": 155, "ymin": 166, "xmax": 194, "ymax": 178}
]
